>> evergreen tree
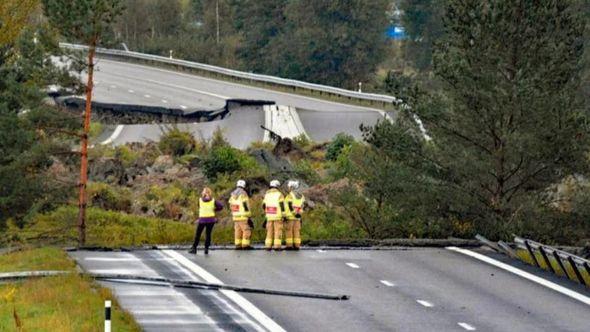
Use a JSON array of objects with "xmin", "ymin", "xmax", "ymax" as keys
[
  {"xmin": 279, "ymin": 0, "xmax": 390, "ymax": 88},
  {"xmin": 364, "ymin": 0, "xmax": 588, "ymax": 236},
  {"xmin": 43, "ymin": 0, "xmax": 123, "ymax": 245},
  {"xmin": 0, "ymin": 15, "xmax": 80, "ymax": 230}
]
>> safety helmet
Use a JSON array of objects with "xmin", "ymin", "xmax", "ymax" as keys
[
  {"xmin": 236, "ymin": 179, "xmax": 246, "ymax": 188},
  {"xmin": 288, "ymin": 180, "xmax": 299, "ymax": 190},
  {"xmin": 270, "ymin": 179, "xmax": 281, "ymax": 188}
]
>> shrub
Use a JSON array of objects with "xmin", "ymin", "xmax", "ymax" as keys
[
  {"xmin": 159, "ymin": 128, "xmax": 196, "ymax": 156},
  {"xmin": 203, "ymin": 146, "xmax": 241, "ymax": 179},
  {"xmin": 114, "ymin": 145, "xmax": 139, "ymax": 167},
  {"xmin": 87, "ymin": 182, "xmax": 132, "ymax": 213},
  {"xmin": 326, "ymin": 133, "xmax": 355, "ymax": 161},
  {"xmin": 294, "ymin": 159, "xmax": 321, "ymax": 185},
  {"xmin": 293, "ymin": 134, "xmax": 312, "ymax": 149}
]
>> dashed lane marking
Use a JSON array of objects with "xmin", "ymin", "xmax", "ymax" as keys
[
  {"xmin": 144, "ymin": 94, "xmax": 151, "ymax": 98},
  {"xmin": 128, "ymin": 89, "xmax": 134, "ymax": 93},
  {"xmin": 162, "ymin": 99, "xmax": 168, "ymax": 103},
  {"xmin": 346, "ymin": 263, "xmax": 360, "ymax": 269},
  {"xmin": 416, "ymin": 300, "xmax": 433, "ymax": 307},
  {"xmin": 110, "ymin": 85, "xmax": 116, "ymax": 89},
  {"xmin": 316, "ymin": 249, "xmax": 326, "ymax": 253},
  {"xmin": 447, "ymin": 247, "xmax": 590, "ymax": 306},
  {"xmin": 179, "ymin": 105, "xmax": 187, "ymax": 109},
  {"xmin": 458, "ymin": 322, "xmax": 476, "ymax": 331},
  {"xmin": 380, "ymin": 280, "xmax": 395, "ymax": 287}
]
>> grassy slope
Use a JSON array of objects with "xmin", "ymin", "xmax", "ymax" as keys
[
  {"xmin": 14, "ymin": 205, "xmax": 358, "ymax": 248},
  {"xmin": 0, "ymin": 248, "xmax": 140, "ymax": 331}
]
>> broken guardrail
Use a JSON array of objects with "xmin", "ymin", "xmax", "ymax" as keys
[
  {"xmin": 59, "ymin": 43, "xmax": 399, "ymax": 109},
  {"xmin": 477, "ymin": 234, "xmax": 590, "ymax": 288},
  {"xmin": 0, "ymin": 270, "xmax": 349, "ymax": 300},
  {"xmin": 514, "ymin": 236, "xmax": 590, "ymax": 287}
]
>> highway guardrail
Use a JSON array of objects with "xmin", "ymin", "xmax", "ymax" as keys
[
  {"xmin": 513, "ymin": 236, "xmax": 590, "ymax": 287},
  {"xmin": 59, "ymin": 43, "xmax": 400, "ymax": 110}
]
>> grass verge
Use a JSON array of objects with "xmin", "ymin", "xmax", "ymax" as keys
[
  {"xmin": 9, "ymin": 204, "xmax": 360, "ymax": 248},
  {"xmin": 0, "ymin": 248, "xmax": 140, "ymax": 331}
]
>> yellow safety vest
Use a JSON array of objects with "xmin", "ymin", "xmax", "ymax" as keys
[
  {"xmin": 199, "ymin": 198, "xmax": 216, "ymax": 218},
  {"xmin": 263, "ymin": 188, "xmax": 284, "ymax": 221},
  {"xmin": 229, "ymin": 194, "xmax": 251, "ymax": 221},
  {"xmin": 285, "ymin": 192, "xmax": 305, "ymax": 220}
]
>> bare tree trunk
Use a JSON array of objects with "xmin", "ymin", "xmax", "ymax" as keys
[{"xmin": 77, "ymin": 38, "xmax": 96, "ymax": 247}]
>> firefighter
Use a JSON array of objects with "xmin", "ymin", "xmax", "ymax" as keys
[
  {"xmin": 229, "ymin": 179, "xmax": 254, "ymax": 250},
  {"xmin": 262, "ymin": 179, "xmax": 285, "ymax": 251},
  {"xmin": 188, "ymin": 187, "xmax": 223, "ymax": 255},
  {"xmin": 284, "ymin": 180, "xmax": 305, "ymax": 250}
]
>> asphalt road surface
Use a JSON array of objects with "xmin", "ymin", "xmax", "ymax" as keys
[
  {"xmin": 90, "ymin": 59, "xmax": 391, "ymax": 146},
  {"xmin": 70, "ymin": 248, "xmax": 590, "ymax": 332}
]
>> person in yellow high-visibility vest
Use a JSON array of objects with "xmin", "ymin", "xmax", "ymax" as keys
[
  {"xmin": 262, "ymin": 180, "xmax": 285, "ymax": 251},
  {"xmin": 284, "ymin": 180, "xmax": 305, "ymax": 250},
  {"xmin": 189, "ymin": 187, "xmax": 223, "ymax": 255},
  {"xmin": 229, "ymin": 179, "xmax": 254, "ymax": 250}
]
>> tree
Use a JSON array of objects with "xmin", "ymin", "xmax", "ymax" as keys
[
  {"xmin": 363, "ymin": 0, "xmax": 588, "ymax": 237},
  {"xmin": 237, "ymin": 0, "xmax": 288, "ymax": 74},
  {"xmin": 0, "ymin": 11, "xmax": 81, "ymax": 231},
  {"xmin": 279, "ymin": 0, "xmax": 390, "ymax": 88},
  {"xmin": 398, "ymin": 0, "xmax": 445, "ymax": 71},
  {"xmin": 43, "ymin": 0, "xmax": 123, "ymax": 246}
]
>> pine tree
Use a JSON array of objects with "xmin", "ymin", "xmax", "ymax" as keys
[
  {"xmin": 364, "ymin": 0, "xmax": 588, "ymax": 235},
  {"xmin": 43, "ymin": 0, "xmax": 123, "ymax": 246}
]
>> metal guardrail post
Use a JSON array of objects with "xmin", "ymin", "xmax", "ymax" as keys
[
  {"xmin": 538, "ymin": 247, "xmax": 556, "ymax": 274},
  {"xmin": 552, "ymin": 251, "xmax": 571, "ymax": 279},
  {"xmin": 567, "ymin": 257, "xmax": 587, "ymax": 286},
  {"xmin": 524, "ymin": 240, "xmax": 540, "ymax": 267}
]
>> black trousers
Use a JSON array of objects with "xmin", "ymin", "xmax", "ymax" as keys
[{"xmin": 191, "ymin": 223, "xmax": 215, "ymax": 250}]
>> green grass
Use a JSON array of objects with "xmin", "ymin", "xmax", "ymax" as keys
[
  {"xmin": 0, "ymin": 247, "xmax": 75, "ymax": 272},
  {"xmin": 0, "ymin": 248, "xmax": 140, "ymax": 331},
  {"xmin": 516, "ymin": 248, "xmax": 590, "ymax": 285},
  {"xmin": 17, "ymin": 206, "xmax": 195, "ymax": 247}
]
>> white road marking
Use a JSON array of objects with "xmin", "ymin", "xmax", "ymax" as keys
[
  {"xmin": 100, "ymin": 59, "xmax": 385, "ymax": 112},
  {"xmin": 128, "ymin": 89, "xmax": 134, "ymax": 93},
  {"xmin": 110, "ymin": 85, "xmax": 116, "ymax": 89},
  {"xmin": 346, "ymin": 263, "xmax": 360, "ymax": 269},
  {"xmin": 316, "ymin": 249, "xmax": 326, "ymax": 253},
  {"xmin": 179, "ymin": 105, "xmax": 187, "ymax": 109},
  {"xmin": 163, "ymin": 250, "xmax": 285, "ymax": 332},
  {"xmin": 133, "ymin": 309, "xmax": 199, "ymax": 315},
  {"xmin": 100, "ymin": 124, "xmax": 124, "ymax": 145},
  {"xmin": 144, "ymin": 94, "xmax": 151, "ymax": 98},
  {"xmin": 380, "ymin": 280, "xmax": 395, "ymax": 287},
  {"xmin": 458, "ymin": 322, "xmax": 477, "ymax": 331},
  {"xmin": 84, "ymin": 257, "xmax": 140, "ymax": 262},
  {"xmin": 162, "ymin": 99, "xmax": 168, "ymax": 103},
  {"xmin": 447, "ymin": 247, "xmax": 590, "ymax": 306},
  {"xmin": 416, "ymin": 300, "xmax": 433, "ymax": 307}
]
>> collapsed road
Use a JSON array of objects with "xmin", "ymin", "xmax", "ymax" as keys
[
  {"xmin": 69, "ymin": 247, "xmax": 590, "ymax": 332},
  {"xmin": 79, "ymin": 58, "xmax": 391, "ymax": 147}
]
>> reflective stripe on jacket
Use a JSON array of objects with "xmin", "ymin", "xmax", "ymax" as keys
[
  {"xmin": 263, "ymin": 188, "xmax": 284, "ymax": 221},
  {"xmin": 285, "ymin": 192, "xmax": 305, "ymax": 220},
  {"xmin": 229, "ymin": 194, "xmax": 251, "ymax": 221}
]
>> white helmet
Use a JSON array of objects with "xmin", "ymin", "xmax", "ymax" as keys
[
  {"xmin": 270, "ymin": 179, "xmax": 281, "ymax": 188},
  {"xmin": 236, "ymin": 179, "xmax": 246, "ymax": 188},
  {"xmin": 288, "ymin": 180, "xmax": 299, "ymax": 190}
]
